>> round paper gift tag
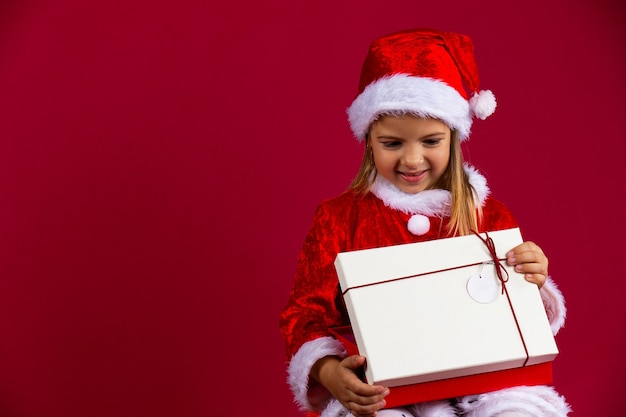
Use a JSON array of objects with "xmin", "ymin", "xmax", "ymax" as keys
[{"xmin": 467, "ymin": 272, "xmax": 499, "ymax": 304}]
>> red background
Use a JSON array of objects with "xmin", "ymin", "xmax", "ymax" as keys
[{"xmin": 0, "ymin": 1, "xmax": 624, "ymax": 416}]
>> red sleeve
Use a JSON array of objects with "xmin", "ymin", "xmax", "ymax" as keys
[
  {"xmin": 479, "ymin": 196, "xmax": 519, "ymax": 232},
  {"xmin": 279, "ymin": 194, "xmax": 354, "ymax": 359}
]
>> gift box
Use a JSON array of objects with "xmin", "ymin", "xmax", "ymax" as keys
[{"xmin": 333, "ymin": 228, "xmax": 558, "ymax": 405}]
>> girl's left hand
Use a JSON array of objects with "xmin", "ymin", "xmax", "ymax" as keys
[{"xmin": 506, "ymin": 241, "xmax": 548, "ymax": 288}]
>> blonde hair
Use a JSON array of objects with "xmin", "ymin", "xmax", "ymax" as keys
[{"xmin": 348, "ymin": 128, "xmax": 482, "ymax": 236}]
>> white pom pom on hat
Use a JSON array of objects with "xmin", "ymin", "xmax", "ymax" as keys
[
  {"xmin": 470, "ymin": 89, "xmax": 497, "ymax": 120},
  {"xmin": 347, "ymin": 28, "xmax": 496, "ymax": 142}
]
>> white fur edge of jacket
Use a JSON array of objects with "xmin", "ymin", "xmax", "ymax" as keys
[{"xmin": 286, "ymin": 277, "xmax": 567, "ymax": 413}]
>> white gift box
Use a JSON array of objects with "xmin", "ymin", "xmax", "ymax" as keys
[{"xmin": 334, "ymin": 227, "xmax": 559, "ymax": 388}]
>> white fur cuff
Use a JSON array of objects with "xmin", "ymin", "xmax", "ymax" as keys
[
  {"xmin": 287, "ymin": 336, "xmax": 347, "ymax": 411},
  {"xmin": 539, "ymin": 277, "xmax": 567, "ymax": 335}
]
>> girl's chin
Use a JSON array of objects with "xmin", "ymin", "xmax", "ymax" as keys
[
  {"xmin": 396, "ymin": 182, "xmax": 429, "ymax": 194},
  {"xmin": 391, "ymin": 176, "xmax": 430, "ymax": 193}
]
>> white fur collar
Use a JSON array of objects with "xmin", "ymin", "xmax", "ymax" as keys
[{"xmin": 370, "ymin": 163, "xmax": 490, "ymax": 217}]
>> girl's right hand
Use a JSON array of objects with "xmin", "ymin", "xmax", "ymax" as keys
[{"xmin": 312, "ymin": 355, "xmax": 390, "ymax": 417}]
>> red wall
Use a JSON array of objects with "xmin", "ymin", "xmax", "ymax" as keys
[{"xmin": 0, "ymin": 1, "xmax": 624, "ymax": 416}]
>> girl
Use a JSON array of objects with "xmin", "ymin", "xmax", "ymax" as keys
[{"xmin": 279, "ymin": 28, "xmax": 570, "ymax": 417}]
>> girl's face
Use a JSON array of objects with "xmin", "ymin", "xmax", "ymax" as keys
[{"xmin": 369, "ymin": 114, "xmax": 451, "ymax": 194}]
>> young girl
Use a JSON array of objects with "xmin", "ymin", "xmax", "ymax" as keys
[{"xmin": 279, "ymin": 28, "xmax": 571, "ymax": 417}]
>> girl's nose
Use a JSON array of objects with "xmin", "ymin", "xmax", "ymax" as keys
[{"xmin": 402, "ymin": 145, "xmax": 423, "ymax": 167}]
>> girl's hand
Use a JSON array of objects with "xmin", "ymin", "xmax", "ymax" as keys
[
  {"xmin": 506, "ymin": 241, "xmax": 549, "ymax": 288},
  {"xmin": 311, "ymin": 355, "xmax": 389, "ymax": 417}
]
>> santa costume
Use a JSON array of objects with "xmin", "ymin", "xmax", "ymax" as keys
[{"xmin": 279, "ymin": 28, "xmax": 571, "ymax": 417}]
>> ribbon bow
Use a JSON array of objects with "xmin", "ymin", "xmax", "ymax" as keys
[{"xmin": 471, "ymin": 230, "xmax": 509, "ymax": 294}]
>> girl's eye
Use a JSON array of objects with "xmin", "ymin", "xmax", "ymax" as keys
[
  {"xmin": 423, "ymin": 138, "xmax": 442, "ymax": 146},
  {"xmin": 381, "ymin": 141, "xmax": 401, "ymax": 149}
]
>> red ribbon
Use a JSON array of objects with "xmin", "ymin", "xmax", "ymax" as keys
[
  {"xmin": 470, "ymin": 230, "xmax": 509, "ymax": 294},
  {"xmin": 471, "ymin": 230, "xmax": 529, "ymax": 366},
  {"xmin": 341, "ymin": 231, "xmax": 531, "ymax": 367}
]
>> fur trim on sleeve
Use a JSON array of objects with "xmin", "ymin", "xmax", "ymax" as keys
[
  {"xmin": 287, "ymin": 336, "xmax": 347, "ymax": 412},
  {"xmin": 540, "ymin": 277, "xmax": 567, "ymax": 335},
  {"xmin": 319, "ymin": 399, "xmax": 350, "ymax": 417}
]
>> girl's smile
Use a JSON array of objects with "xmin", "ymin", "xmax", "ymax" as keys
[
  {"xmin": 369, "ymin": 114, "xmax": 451, "ymax": 194},
  {"xmin": 399, "ymin": 170, "xmax": 427, "ymax": 183}
]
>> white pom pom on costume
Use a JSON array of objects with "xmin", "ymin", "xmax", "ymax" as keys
[
  {"xmin": 470, "ymin": 90, "xmax": 497, "ymax": 120},
  {"xmin": 408, "ymin": 214, "xmax": 430, "ymax": 236}
]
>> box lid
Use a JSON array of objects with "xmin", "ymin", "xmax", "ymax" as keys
[{"xmin": 335, "ymin": 228, "xmax": 522, "ymax": 292}]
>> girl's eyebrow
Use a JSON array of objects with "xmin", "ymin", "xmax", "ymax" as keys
[
  {"xmin": 423, "ymin": 131, "xmax": 448, "ymax": 137},
  {"xmin": 375, "ymin": 134, "xmax": 403, "ymax": 140}
]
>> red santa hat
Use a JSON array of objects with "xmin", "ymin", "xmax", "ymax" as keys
[{"xmin": 347, "ymin": 28, "xmax": 496, "ymax": 142}]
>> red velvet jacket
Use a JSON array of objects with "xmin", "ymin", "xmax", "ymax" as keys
[{"xmin": 280, "ymin": 188, "xmax": 517, "ymax": 360}]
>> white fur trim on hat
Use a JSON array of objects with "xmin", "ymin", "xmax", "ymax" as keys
[
  {"xmin": 287, "ymin": 336, "xmax": 347, "ymax": 412},
  {"xmin": 539, "ymin": 277, "xmax": 567, "ymax": 335},
  {"xmin": 347, "ymin": 73, "xmax": 472, "ymax": 142}
]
